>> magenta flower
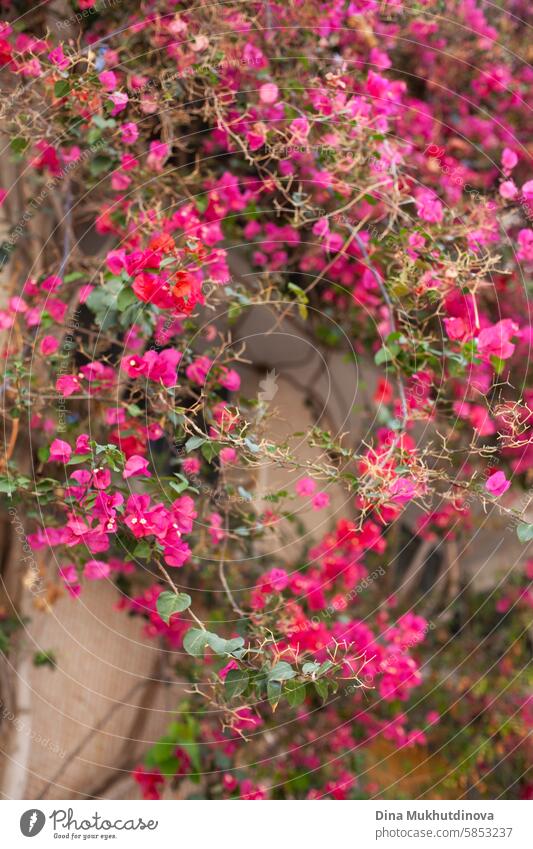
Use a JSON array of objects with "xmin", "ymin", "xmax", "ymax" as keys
[
  {"xmin": 75, "ymin": 434, "xmax": 90, "ymax": 455},
  {"xmin": 389, "ymin": 477, "xmax": 417, "ymax": 504},
  {"xmin": 415, "ymin": 189, "xmax": 443, "ymax": 223},
  {"xmin": 56, "ymin": 374, "xmax": 81, "ymax": 397},
  {"xmin": 219, "ymin": 447, "xmax": 237, "ymax": 465},
  {"xmin": 522, "ymin": 180, "xmax": 533, "ymax": 201},
  {"xmin": 290, "ymin": 117, "xmax": 310, "ymax": 140},
  {"xmin": 98, "ymin": 70, "xmax": 117, "ymax": 91},
  {"xmin": 182, "ymin": 457, "xmax": 201, "ymax": 475},
  {"xmin": 40, "ymin": 335, "xmax": 59, "ymax": 356},
  {"xmin": 106, "ymin": 248, "xmax": 127, "ymax": 274},
  {"xmin": 186, "ymin": 355, "xmax": 212, "ymax": 386},
  {"xmin": 144, "ymin": 348, "xmax": 181, "ymax": 387},
  {"xmin": 501, "ymin": 147, "xmax": 518, "ymax": 173},
  {"xmin": 499, "ymin": 180, "xmax": 518, "ymax": 199},
  {"xmin": 485, "ymin": 471, "xmax": 510, "ymax": 497},
  {"xmin": 312, "ymin": 491, "xmax": 330, "ymax": 510},
  {"xmin": 109, "ymin": 91, "xmax": 128, "ymax": 115},
  {"xmin": 120, "ymin": 122, "xmax": 139, "ymax": 144},
  {"xmin": 123, "ymin": 455, "xmax": 151, "ymax": 479},
  {"xmin": 48, "ymin": 45, "xmax": 69, "ymax": 71},
  {"xmin": 219, "ymin": 368, "xmax": 241, "ymax": 391},
  {"xmin": 259, "ymin": 83, "xmax": 279, "ymax": 104},
  {"xmin": 295, "ymin": 477, "xmax": 316, "ymax": 496},
  {"xmin": 49, "ymin": 439, "xmax": 72, "ymax": 464},
  {"xmin": 477, "ymin": 319, "xmax": 519, "ymax": 362},
  {"xmin": 84, "ymin": 559, "xmax": 111, "ymax": 580}
]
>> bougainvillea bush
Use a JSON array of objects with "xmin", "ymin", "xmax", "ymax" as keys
[{"xmin": 0, "ymin": 0, "xmax": 531, "ymax": 799}]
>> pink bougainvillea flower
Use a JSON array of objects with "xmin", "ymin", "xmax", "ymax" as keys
[
  {"xmin": 59, "ymin": 564, "xmax": 81, "ymax": 598},
  {"xmin": 289, "ymin": 116, "xmax": 310, "ymax": 140},
  {"xmin": 477, "ymin": 319, "xmax": 519, "ymax": 362},
  {"xmin": 208, "ymin": 512, "xmax": 226, "ymax": 544},
  {"xmin": 109, "ymin": 91, "xmax": 128, "ymax": 115},
  {"xmin": 312, "ymin": 491, "xmax": 330, "ymax": 510},
  {"xmin": 517, "ymin": 229, "xmax": 533, "ymax": 263},
  {"xmin": 163, "ymin": 539, "xmax": 191, "ymax": 568},
  {"xmin": 56, "ymin": 374, "xmax": 81, "ymax": 397},
  {"xmin": 186, "ymin": 355, "xmax": 212, "ymax": 386},
  {"xmin": 182, "ymin": 457, "xmax": 201, "ymax": 475},
  {"xmin": 75, "ymin": 434, "xmax": 91, "ymax": 454},
  {"xmin": 98, "ymin": 70, "xmax": 117, "ymax": 90},
  {"xmin": 92, "ymin": 467, "xmax": 112, "ymax": 490},
  {"xmin": 84, "ymin": 559, "xmax": 111, "ymax": 580},
  {"xmin": 132, "ymin": 766, "xmax": 164, "ymax": 801},
  {"xmin": 521, "ymin": 180, "xmax": 533, "ymax": 201},
  {"xmin": 121, "ymin": 354, "xmax": 146, "ymax": 379},
  {"xmin": 312, "ymin": 217, "xmax": 330, "ymax": 238},
  {"xmin": 123, "ymin": 454, "xmax": 152, "ymax": 479},
  {"xmin": 49, "ymin": 438, "xmax": 72, "ymax": 464},
  {"xmin": 295, "ymin": 477, "xmax": 316, "ymax": 497},
  {"xmin": 443, "ymin": 316, "xmax": 466, "ymax": 341},
  {"xmin": 485, "ymin": 471, "xmax": 511, "ymax": 497},
  {"xmin": 111, "ymin": 171, "xmax": 131, "ymax": 191},
  {"xmin": 389, "ymin": 477, "xmax": 416, "ymax": 504},
  {"xmin": 40, "ymin": 335, "xmax": 59, "ymax": 356},
  {"xmin": 219, "ymin": 368, "xmax": 241, "ymax": 392},
  {"xmin": 146, "ymin": 140, "xmax": 169, "ymax": 171},
  {"xmin": 106, "ymin": 248, "xmax": 127, "ymax": 274},
  {"xmin": 143, "ymin": 348, "xmax": 181, "ymax": 387},
  {"xmin": 120, "ymin": 122, "xmax": 139, "ymax": 144},
  {"xmin": 10, "ymin": 296, "xmax": 27, "ymax": 313},
  {"xmin": 219, "ymin": 447, "xmax": 237, "ymax": 465},
  {"xmin": 499, "ymin": 180, "xmax": 518, "ymax": 199},
  {"xmin": 415, "ymin": 189, "xmax": 443, "ymax": 223},
  {"xmin": 259, "ymin": 82, "xmax": 279, "ymax": 104},
  {"xmin": 408, "ymin": 232, "xmax": 425, "ymax": 251},
  {"xmin": 48, "ymin": 45, "xmax": 69, "ymax": 70},
  {"xmin": 501, "ymin": 148, "xmax": 518, "ymax": 173}
]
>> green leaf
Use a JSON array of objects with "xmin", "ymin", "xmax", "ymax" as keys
[
  {"xmin": 156, "ymin": 591, "xmax": 192, "ymax": 624},
  {"xmin": 224, "ymin": 668, "xmax": 249, "ymax": 699},
  {"xmin": 302, "ymin": 661, "xmax": 320, "ymax": 676},
  {"xmin": 517, "ymin": 523, "xmax": 533, "ymax": 543},
  {"xmin": 375, "ymin": 343, "xmax": 399, "ymax": 365},
  {"xmin": 0, "ymin": 477, "xmax": 16, "ymax": 494},
  {"xmin": 267, "ymin": 679, "xmax": 282, "ymax": 709},
  {"xmin": 185, "ymin": 435, "xmax": 206, "ymax": 452},
  {"xmin": 314, "ymin": 680, "xmax": 329, "ymax": 701},
  {"xmin": 183, "ymin": 628, "xmax": 210, "ymax": 657},
  {"xmin": 54, "ymin": 79, "xmax": 70, "ymax": 98},
  {"xmin": 201, "ymin": 441, "xmax": 220, "ymax": 463},
  {"xmin": 206, "ymin": 633, "xmax": 245, "ymax": 656},
  {"xmin": 10, "ymin": 137, "xmax": 28, "ymax": 155},
  {"xmin": 183, "ymin": 629, "xmax": 244, "ymax": 658},
  {"xmin": 168, "ymin": 478, "xmax": 189, "ymax": 495},
  {"xmin": 284, "ymin": 679, "xmax": 307, "ymax": 707},
  {"xmin": 268, "ymin": 661, "xmax": 296, "ymax": 682},
  {"xmin": 132, "ymin": 540, "xmax": 151, "ymax": 559},
  {"xmin": 116, "ymin": 287, "xmax": 137, "ymax": 311},
  {"xmin": 67, "ymin": 453, "xmax": 92, "ymax": 465}
]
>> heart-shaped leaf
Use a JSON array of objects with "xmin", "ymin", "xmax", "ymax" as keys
[{"xmin": 156, "ymin": 591, "xmax": 192, "ymax": 624}]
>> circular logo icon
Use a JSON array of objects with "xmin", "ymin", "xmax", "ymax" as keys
[{"xmin": 20, "ymin": 809, "xmax": 46, "ymax": 837}]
